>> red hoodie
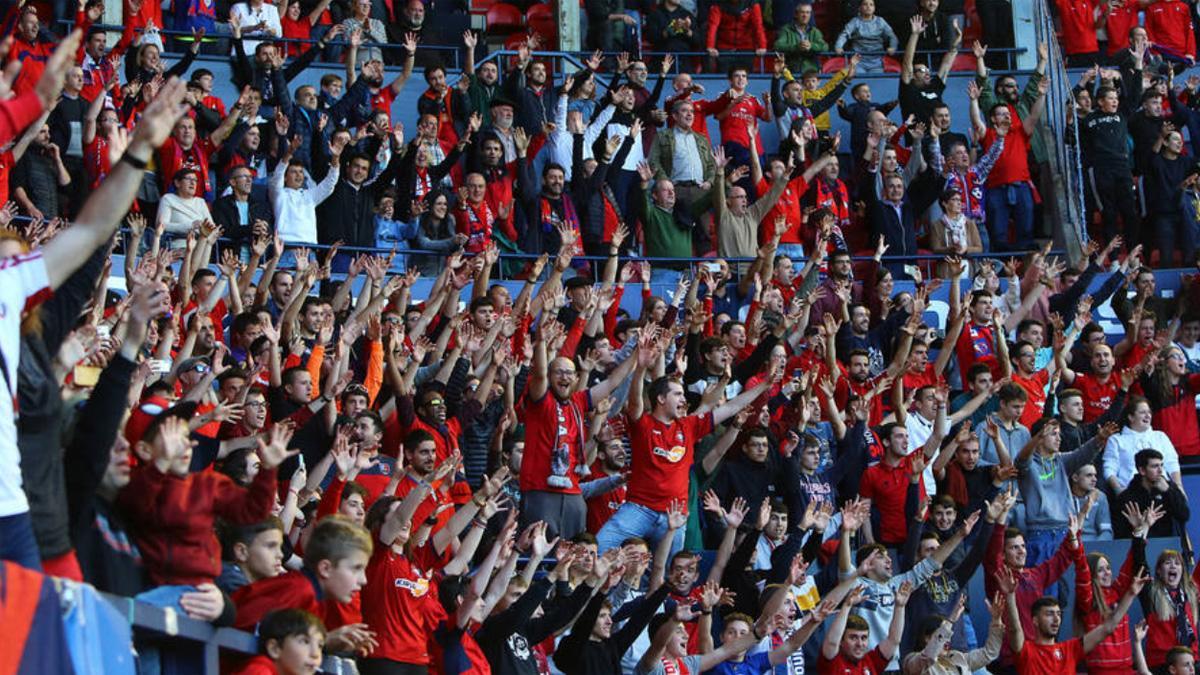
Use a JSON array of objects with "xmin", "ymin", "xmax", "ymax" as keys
[
  {"xmin": 117, "ymin": 464, "xmax": 277, "ymax": 585},
  {"xmin": 1145, "ymin": 0, "xmax": 1196, "ymax": 59},
  {"xmin": 705, "ymin": 2, "xmax": 767, "ymax": 52}
]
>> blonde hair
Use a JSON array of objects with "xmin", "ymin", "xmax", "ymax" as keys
[
  {"xmin": 303, "ymin": 515, "xmax": 373, "ymax": 568},
  {"xmin": 1150, "ymin": 550, "xmax": 1200, "ymax": 621}
]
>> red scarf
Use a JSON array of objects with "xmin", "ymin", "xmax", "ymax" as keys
[
  {"xmin": 815, "ymin": 177, "xmax": 850, "ymax": 226},
  {"xmin": 459, "ymin": 200, "xmax": 494, "ymax": 254}
]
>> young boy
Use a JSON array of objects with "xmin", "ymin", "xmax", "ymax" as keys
[
  {"xmin": 232, "ymin": 515, "xmax": 374, "ymax": 655},
  {"xmin": 216, "ymin": 517, "xmax": 286, "ymax": 594},
  {"xmin": 232, "ymin": 608, "xmax": 325, "ymax": 675},
  {"xmin": 117, "ymin": 415, "xmax": 293, "ymax": 604}
]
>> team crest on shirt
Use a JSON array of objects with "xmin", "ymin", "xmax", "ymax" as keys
[
  {"xmin": 395, "ymin": 577, "xmax": 430, "ymax": 597},
  {"xmin": 1054, "ymin": 648, "xmax": 1064, "ymax": 660}
]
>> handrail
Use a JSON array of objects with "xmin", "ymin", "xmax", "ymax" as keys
[
  {"xmin": 100, "ymin": 591, "xmax": 356, "ymax": 674},
  {"xmin": 70, "ymin": 20, "xmax": 1033, "ymax": 74}
]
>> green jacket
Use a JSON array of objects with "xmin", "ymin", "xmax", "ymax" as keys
[
  {"xmin": 647, "ymin": 127, "xmax": 717, "ymax": 185},
  {"xmin": 977, "ymin": 71, "xmax": 1047, "ymax": 164},
  {"xmin": 466, "ymin": 75, "xmax": 499, "ymax": 126},
  {"xmin": 774, "ymin": 23, "xmax": 828, "ymax": 74},
  {"xmin": 641, "ymin": 183, "xmax": 714, "ymax": 259}
]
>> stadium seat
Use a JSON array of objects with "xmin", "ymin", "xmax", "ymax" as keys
[
  {"xmin": 527, "ymin": 2, "xmax": 557, "ymax": 47},
  {"xmin": 486, "ymin": 3, "xmax": 524, "ymax": 33}
]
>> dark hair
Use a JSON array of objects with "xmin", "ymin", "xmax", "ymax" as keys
[
  {"xmin": 469, "ymin": 296, "xmax": 495, "ymax": 313},
  {"xmin": 404, "ymin": 428, "xmax": 436, "ymax": 453},
  {"xmin": 1135, "ymin": 448, "xmax": 1165, "ymax": 469},
  {"xmin": 218, "ymin": 517, "xmax": 284, "ymax": 561},
  {"xmin": 355, "ymin": 410, "xmax": 385, "ymax": 436},
  {"xmin": 542, "ymin": 162, "xmax": 566, "ymax": 178},
  {"xmin": 258, "ymin": 609, "xmax": 325, "ymax": 651},
  {"xmin": 1031, "ymin": 596, "xmax": 1061, "ymax": 615},
  {"xmin": 998, "ymin": 383, "xmax": 1028, "ymax": 404},
  {"xmin": 282, "ymin": 366, "xmax": 310, "ymax": 389},
  {"xmin": 648, "ymin": 376, "xmax": 678, "ymax": 409}
]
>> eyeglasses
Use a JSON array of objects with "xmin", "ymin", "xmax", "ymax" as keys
[{"xmin": 423, "ymin": 398, "xmax": 445, "ymax": 407}]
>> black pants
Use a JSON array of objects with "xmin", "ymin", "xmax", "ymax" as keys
[
  {"xmin": 1090, "ymin": 168, "xmax": 1140, "ymax": 242},
  {"xmin": 1152, "ymin": 211, "xmax": 1195, "ymax": 268}
]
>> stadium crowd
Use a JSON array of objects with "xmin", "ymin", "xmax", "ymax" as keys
[{"xmin": 4, "ymin": 0, "xmax": 1200, "ymax": 674}]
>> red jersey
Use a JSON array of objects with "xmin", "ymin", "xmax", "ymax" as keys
[
  {"xmin": 1015, "ymin": 638, "xmax": 1085, "ymax": 674},
  {"xmin": 0, "ymin": 149, "xmax": 11, "ymax": 207},
  {"xmin": 159, "ymin": 136, "xmax": 217, "ymax": 196},
  {"xmin": 84, "ymin": 136, "xmax": 112, "ymax": 190},
  {"xmin": 227, "ymin": 655, "xmax": 276, "ymax": 675},
  {"xmin": 7, "ymin": 37, "xmax": 54, "ymax": 97},
  {"xmin": 585, "ymin": 469, "xmax": 626, "ymax": 534},
  {"xmin": 1145, "ymin": 0, "xmax": 1196, "ymax": 59},
  {"xmin": 756, "ymin": 175, "xmax": 810, "ymax": 244},
  {"xmin": 518, "ymin": 389, "xmax": 591, "ymax": 494},
  {"xmin": 956, "ymin": 320, "xmax": 999, "ymax": 379},
  {"xmin": 902, "ymin": 363, "xmax": 942, "ymax": 391},
  {"xmin": 232, "ymin": 568, "xmax": 323, "ymax": 631},
  {"xmin": 834, "ymin": 375, "xmax": 886, "ymax": 427},
  {"xmin": 816, "ymin": 645, "xmax": 890, "ymax": 674},
  {"xmin": 1055, "ymin": 0, "xmax": 1100, "ymax": 55},
  {"xmin": 1074, "ymin": 372, "xmax": 1119, "ymax": 423},
  {"xmin": 859, "ymin": 454, "xmax": 925, "ymax": 545},
  {"xmin": 182, "ymin": 297, "xmax": 228, "ymax": 344},
  {"xmin": 983, "ymin": 115, "xmax": 1031, "ymax": 187},
  {"xmin": 394, "ymin": 472, "xmax": 456, "ymax": 536},
  {"xmin": 627, "ymin": 412, "xmax": 715, "ymax": 512},
  {"xmin": 717, "ymin": 94, "xmax": 768, "ymax": 149},
  {"xmin": 1013, "ymin": 368, "xmax": 1051, "ymax": 428},
  {"xmin": 371, "ymin": 86, "xmax": 397, "ymax": 115},
  {"xmin": 362, "ymin": 544, "xmax": 437, "ymax": 665},
  {"xmin": 322, "ymin": 592, "xmax": 360, "ymax": 630},
  {"xmin": 1106, "ymin": 1, "xmax": 1140, "ymax": 55},
  {"xmin": 280, "ymin": 16, "xmax": 311, "ymax": 57}
]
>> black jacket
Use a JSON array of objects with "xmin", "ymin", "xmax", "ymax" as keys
[
  {"xmin": 316, "ymin": 151, "xmax": 403, "ymax": 247},
  {"xmin": 67, "ymin": 355, "xmax": 143, "ymax": 595},
  {"xmin": 212, "ymin": 192, "xmax": 274, "ymax": 246},
  {"xmin": 554, "ymin": 584, "xmax": 670, "ymax": 675},
  {"xmin": 476, "ymin": 577, "xmax": 597, "ymax": 675},
  {"xmin": 1113, "ymin": 479, "xmax": 1191, "ymax": 538},
  {"xmin": 19, "ymin": 243, "xmax": 111, "ymax": 559}
]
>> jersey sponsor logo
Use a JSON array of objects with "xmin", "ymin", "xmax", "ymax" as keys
[
  {"xmin": 654, "ymin": 445, "xmax": 687, "ymax": 463},
  {"xmin": 394, "ymin": 576, "xmax": 430, "ymax": 597}
]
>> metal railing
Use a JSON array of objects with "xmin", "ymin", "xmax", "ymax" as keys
[
  {"xmin": 68, "ymin": 20, "xmax": 1032, "ymax": 75},
  {"xmin": 1031, "ymin": 0, "xmax": 1088, "ymax": 260}
]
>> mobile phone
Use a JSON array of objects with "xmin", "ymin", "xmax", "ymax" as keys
[
  {"xmin": 299, "ymin": 454, "xmax": 306, "ymax": 472},
  {"xmin": 148, "ymin": 358, "xmax": 172, "ymax": 374},
  {"xmin": 96, "ymin": 324, "xmax": 111, "ymax": 340},
  {"xmin": 704, "ymin": 262, "xmax": 722, "ymax": 274},
  {"xmin": 74, "ymin": 365, "xmax": 101, "ymax": 387},
  {"xmin": 903, "ymin": 264, "xmax": 920, "ymax": 279}
]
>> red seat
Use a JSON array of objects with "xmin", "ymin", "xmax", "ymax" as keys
[
  {"xmin": 527, "ymin": 3, "xmax": 557, "ymax": 46},
  {"xmin": 820, "ymin": 56, "xmax": 846, "ymax": 73},
  {"xmin": 950, "ymin": 53, "xmax": 978, "ymax": 71},
  {"xmin": 486, "ymin": 3, "xmax": 524, "ymax": 32},
  {"xmin": 470, "ymin": 0, "xmax": 499, "ymax": 12}
]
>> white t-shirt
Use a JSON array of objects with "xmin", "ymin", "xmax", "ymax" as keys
[
  {"xmin": 905, "ymin": 411, "xmax": 944, "ymax": 495},
  {"xmin": 0, "ymin": 252, "xmax": 51, "ymax": 517},
  {"xmin": 230, "ymin": 2, "xmax": 283, "ymax": 54}
]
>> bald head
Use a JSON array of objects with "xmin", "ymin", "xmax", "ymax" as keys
[{"xmin": 549, "ymin": 356, "xmax": 578, "ymax": 399}]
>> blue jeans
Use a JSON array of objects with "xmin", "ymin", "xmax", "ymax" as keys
[
  {"xmin": 721, "ymin": 142, "xmax": 757, "ymax": 197},
  {"xmin": 985, "ymin": 183, "xmax": 1034, "ymax": 251},
  {"xmin": 1024, "ymin": 527, "xmax": 1067, "ymax": 567},
  {"xmin": 0, "ymin": 512, "xmax": 42, "ymax": 570},
  {"xmin": 596, "ymin": 502, "xmax": 685, "ymax": 559}
]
